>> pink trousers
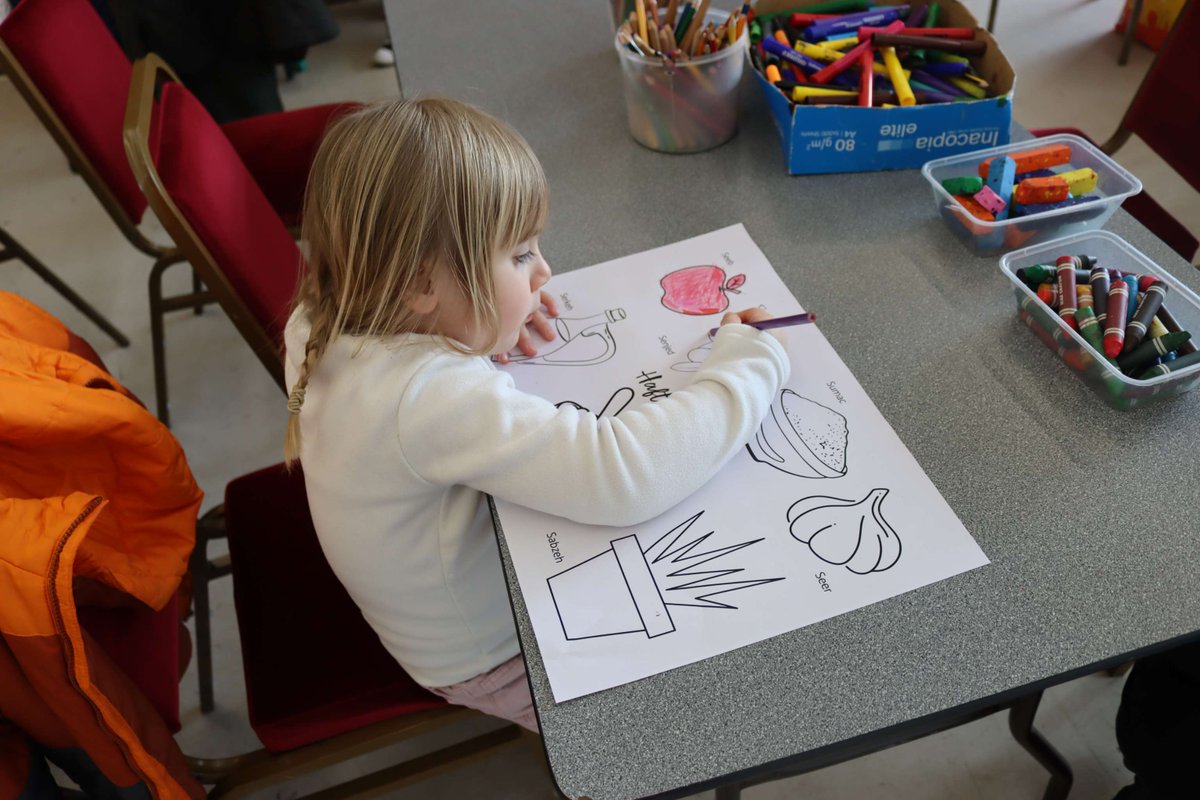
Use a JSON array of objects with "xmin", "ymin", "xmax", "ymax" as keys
[{"xmin": 427, "ymin": 654, "xmax": 539, "ymax": 732}]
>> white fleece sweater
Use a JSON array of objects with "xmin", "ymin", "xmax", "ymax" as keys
[{"xmin": 283, "ymin": 308, "xmax": 790, "ymax": 688}]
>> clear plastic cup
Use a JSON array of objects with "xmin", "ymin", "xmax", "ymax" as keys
[{"xmin": 614, "ymin": 12, "xmax": 748, "ymax": 154}]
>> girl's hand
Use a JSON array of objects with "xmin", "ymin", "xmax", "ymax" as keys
[
  {"xmin": 496, "ymin": 291, "xmax": 560, "ymax": 365},
  {"xmin": 719, "ymin": 307, "xmax": 773, "ymax": 327}
]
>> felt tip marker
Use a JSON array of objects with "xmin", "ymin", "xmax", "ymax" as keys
[{"xmin": 709, "ymin": 311, "xmax": 816, "ymax": 337}]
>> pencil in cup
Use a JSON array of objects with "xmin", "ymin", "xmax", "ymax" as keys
[{"xmin": 615, "ymin": 9, "xmax": 749, "ymax": 153}]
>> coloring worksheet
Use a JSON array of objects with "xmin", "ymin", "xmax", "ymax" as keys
[{"xmin": 494, "ymin": 224, "xmax": 989, "ymax": 703}]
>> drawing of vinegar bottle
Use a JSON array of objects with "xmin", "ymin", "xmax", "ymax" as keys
[{"xmin": 509, "ymin": 308, "xmax": 626, "ymax": 366}]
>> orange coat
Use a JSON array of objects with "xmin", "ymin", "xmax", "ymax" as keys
[{"xmin": 0, "ymin": 292, "xmax": 204, "ymax": 798}]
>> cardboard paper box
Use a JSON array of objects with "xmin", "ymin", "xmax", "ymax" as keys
[{"xmin": 751, "ymin": 0, "xmax": 1015, "ymax": 174}]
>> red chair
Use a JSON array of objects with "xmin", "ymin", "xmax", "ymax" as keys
[
  {"xmin": 123, "ymin": 51, "xmax": 315, "ymax": 714},
  {"xmin": 1031, "ymin": 0, "xmax": 1199, "ymax": 263},
  {"xmin": 198, "ymin": 463, "xmax": 523, "ymax": 799},
  {"xmin": 0, "ymin": 0, "xmax": 356, "ymax": 425}
]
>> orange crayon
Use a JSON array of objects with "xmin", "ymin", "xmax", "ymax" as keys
[
  {"xmin": 1015, "ymin": 176, "xmax": 1070, "ymax": 205},
  {"xmin": 978, "ymin": 143, "xmax": 1071, "ymax": 178}
]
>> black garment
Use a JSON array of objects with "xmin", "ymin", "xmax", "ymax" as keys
[
  {"xmin": 1114, "ymin": 639, "xmax": 1200, "ymax": 799},
  {"xmin": 101, "ymin": 0, "xmax": 338, "ymax": 122}
]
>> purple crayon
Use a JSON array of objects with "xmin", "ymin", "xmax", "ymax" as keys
[
  {"xmin": 1090, "ymin": 266, "xmax": 1111, "ymax": 327},
  {"xmin": 804, "ymin": 6, "xmax": 909, "ymax": 42}
]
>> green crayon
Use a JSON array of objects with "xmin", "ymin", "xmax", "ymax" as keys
[
  {"xmin": 1136, "ymin": 349, "xmax": 1200, "ymax": 379},
  {"xmin": 1017, "ymin": 264, "xmax": 1092, "ymax": 286},
  {"xmin": 1115, "ymin": 331, "xmax": 1192, "ymax": 374},
  {"xmin": 942, "ymin": 176, "xmax": 983, "ymax": 195},
  {"xmin": 1075, "ymin": 306, "xmax": 1105, "ymax": 356}
]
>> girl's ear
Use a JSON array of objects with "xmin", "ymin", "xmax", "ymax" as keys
[{"xmin": 406, "ymin": 264, "xmax": 440, "ymax": 315}]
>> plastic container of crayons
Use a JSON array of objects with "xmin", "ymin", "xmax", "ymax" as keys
[
  {"xmin": 615, "ymin": 9, "xmax": 749, "ymax": 154},
  {"xmin": 923, "ymin": 133, "xmax": 1143, "ymax": 257},
  {"xmin": 1000, "ymin": 229, "xmax": 1200, "ymax": 410}
]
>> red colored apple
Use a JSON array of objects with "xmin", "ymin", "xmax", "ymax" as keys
[{"xmin": 660, "ymin": 266, "xmax": 746, "ymax": 316}]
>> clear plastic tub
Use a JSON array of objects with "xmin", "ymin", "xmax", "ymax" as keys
[
  {"xmin": 923, "ymin": 133, "xmax": 1143, "ymax": 256},
  {"xmin": 614, "ymin": 12, "xmax": 748, "ymax": 154},
  {"xmin": 1000, "ymin": 230, "xmax": 1200, "ymax": 410}
]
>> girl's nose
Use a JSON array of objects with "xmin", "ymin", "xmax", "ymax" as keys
[{"xmin": 533, "ymin": 259, "xmax": 551, "ymax": 289}]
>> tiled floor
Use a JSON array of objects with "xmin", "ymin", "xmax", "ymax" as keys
[{"xmin": 2, "ymin": 0, "xmax": 1194, "ymax": 797}]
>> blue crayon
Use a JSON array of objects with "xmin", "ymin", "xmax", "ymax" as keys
[
  {"xmin": 1011, "ymin": 194, "xmax": 1100, "ymax": 218},
  {"xmin": 1122, "ymin": 274, "xmax": 1138, "ymax": 325},
  {"xmin": 984, "ymin": 155, "xmax": 1017, "ymax": 221},
  {"xmin": 1015, "ymin": 168, "xmax": 1057, "ymax": 181},
  {"xmin": 804, "ymin": 6, "xmax": 909, "ymax": 41},
  {"xmin": 920, "ymin": 61, "xmax": 970, "ymax": 77}
]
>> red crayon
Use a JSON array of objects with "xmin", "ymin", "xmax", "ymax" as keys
[
  {"xmin": 857, "ymin": 46, "xmax": 873, "ymax": 107},
  {"xmin": 811, "ymin": 19, "xmax": 902, "ymax": 84},
  {"xmin": 1037, "ymin": 282, "xmax": 1059, "ymax": 309},
  {"xmin": 790, "ymin": 12, "xmax": 838, "ymax": 26},
  {"xmin": 1055, "ymin": 255, "xmax": 1079, "ymax": 330},
  {"xmin": 1104, "ymin": 276, "xmax": 1129, "ymax": 358},
  {"xmin": 1137, "ymin": 274, "xmax": 1161, "ymax": 292}
]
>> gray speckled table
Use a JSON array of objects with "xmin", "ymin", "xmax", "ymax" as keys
[{"xmin": 385, "ymin": 3, "xmax": 1200, "ymax": 798}]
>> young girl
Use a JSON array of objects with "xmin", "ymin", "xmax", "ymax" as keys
[{"xmin": 283, "ymin": 98, "xmax": 790, "ymax": 732}]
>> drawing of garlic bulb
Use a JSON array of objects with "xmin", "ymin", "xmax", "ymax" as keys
[{"xmin": 787, "ymin": 488, "xmax": 901, "ymax": 574}]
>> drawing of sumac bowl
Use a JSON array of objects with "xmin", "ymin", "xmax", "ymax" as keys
[{"xmin": 747, "ymin": 389, "xmax": 848, "ymax": 479}]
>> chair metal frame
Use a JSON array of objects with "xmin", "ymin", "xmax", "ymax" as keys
[
  {"xmin": 0, "ymin": 225, "xmax": 128, "ymax": 347},
  {"xmin": 190, "ymin": 709, "xmax": 526, "ymax": 800},
  {"xmin": 0, "ymin": 36, "xmax": 212, "ymax": 426}
]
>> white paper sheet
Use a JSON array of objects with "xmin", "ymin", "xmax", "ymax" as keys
[{"xmin": 494, "ymin": 224, "xmax": 989, "ymax": 702}]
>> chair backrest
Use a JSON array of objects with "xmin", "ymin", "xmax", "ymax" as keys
[
  {"xmin": 0, "ymin": 0, "xmax": 165, "ymax": 255},
  {"xmin": 224, "ymin": 463, "xmax": 445, "ymax": 753},
  {"xmin": 124, "ymin": 55, "xmax": 301, "ymax": 390},
  {"xmin": 1120, "ymin": 0, "xmax": 1200, "ymax": 192}
]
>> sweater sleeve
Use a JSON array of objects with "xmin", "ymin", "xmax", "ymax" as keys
[{"xmin": 396, "ymin": 324, "xmax": 790, "ymax": 528}]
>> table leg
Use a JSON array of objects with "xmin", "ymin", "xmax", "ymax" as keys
[
  {"xmin": 1007, "ymin": 690, "xmax": 1073, "ymax": 800},
  {"xmin": 987, "ymin": 0, "xmax": 999, "ymax": 32}
]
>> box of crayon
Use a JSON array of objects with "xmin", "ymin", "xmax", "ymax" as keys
[
  {"xmin": 922, "ymin": 133, "xmax": 1143, "ymax": 256},
  {"xmin": 1000, "ymin": 230, "xmax": 1200, "ymax": 410},
  {"xmin": 748, "ymin": 0, "xmax": 1014, "ymax": 174}
]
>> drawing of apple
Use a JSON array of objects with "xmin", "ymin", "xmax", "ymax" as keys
[{"xmin": 660, "ymin": 266, "xmax": 746, "ymax": 316}]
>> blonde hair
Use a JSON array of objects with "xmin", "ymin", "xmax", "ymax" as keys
[{"xmin": 284, "ymin": 97, "xmax": 548, "ymax": 464}]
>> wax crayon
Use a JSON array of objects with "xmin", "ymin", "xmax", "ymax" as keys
[
  {"xmin": 984, "ymin": 156, "xmax": 1016, "ymax": 221},
  {"xmin": 804, "ymin": 6, "xmax": 909, "ymax": 42},
  {"xmin": 1015, "ymin": 176, "xmax": 1070, "ymax": 205},
  {"xmin": 911, "ymin": 69, "xmax": 969, "ymax": 98},
  {"xmin": 1037, "ymin": 282, "xmax": 1059, "ymax": 308},
  {"xmin": 1137, "ymin": 275, "xmax": 1161, "ymax": 292},
  {"xmin": 973, "ymin": 185, "xmax": 1006, "ymax": 215},
  {"xmin": 1137, "ymin": 349, "xmax": 1200, "ymax": 379},
  {"xmin": 978, "ymin": 144, "xmax": 1072, "ymax": 179},
  {"xmin": 1010, "ymin": 195, "xmax": 1101, "ymax": 218},
  {"xmin": 791, "ymin": 85, "xmax": 857, "ymax": 101},
  {"xmin": 810, "ymin": 20, "xmax": 902, "ymax": 84},
  {"xmin": 955, "ymin": 194, "xmax": 995, "ymax": 221},
  {"xmin": 1156, "ymin": 304, "xmax": 1199, "ymax": 355},
  {"xmin": 1056, "ymin": 256, "xmax": 1079, "ymax": 330},
  {"xmin": 1104, "ymin": 278, "xmax": 1129, "ymax": 357},
  {"xmin": 1058, "ymin": 167, "xmax": 1099, "ymax": 196},
  {"xmin": 947, "ymin": 76, "xmax": 987, "ymax": 98},
  {"xmin": 1123, "ymin": 280, "xmax": 1168, "ymax": 353},
  {"xmin": 1017, "ymin": 264, "xmax": 1091, "ymax": 285},
  {"xmin": 1015, "ymin": 168, "xmax": 1056, "ymax": 180},
  {"xmin": 942, "ymin": 176, "xmax": 983, "ymax": 195},
  {"xmin": 870, "ymin": 32, "xmax": 985, "ymax": 55},
  {"xmin": 1076, "ymin": 306, "xmax": 1105, "ymax": 355},
  {"xmin": 1121, "ymin": 274, "xmax": 1138, "ymax": 325},
  {"xmin": 1148, "ymin": 315, "xmax": 1170, "ymax": 339},
  {"xmin": 1116, "ymin": 331, "xmax": 1192, "ymax": 373},
  {"xmin": 1078, "ymin": 284, "xmax": 1093, "ymax": 312},
  {"xmin": 857, "ymin": 46, "xmax": 873, "ymax": 107}
]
